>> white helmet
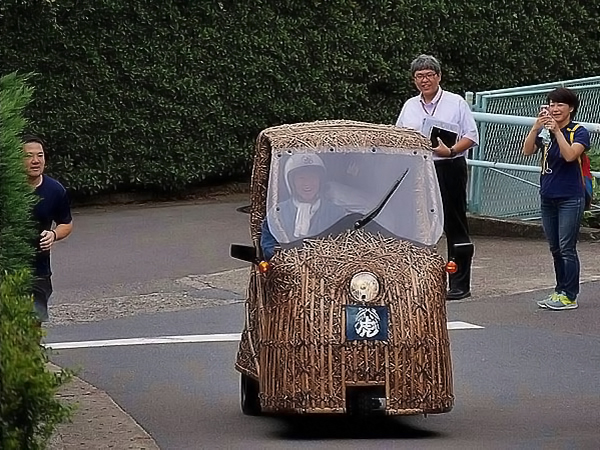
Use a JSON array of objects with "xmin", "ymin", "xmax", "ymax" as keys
[{"xmin": 283, "ymin": 153, "xmax": 326, "ymax": 194}]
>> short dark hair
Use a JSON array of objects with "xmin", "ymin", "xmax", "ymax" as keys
[
  {"xmin": 547, "ymin": 87, "xmax": 579, "ymax": 120},
  {"xmin": 22, "ymin": 134, "xmax": 46, "ymax": 148}
]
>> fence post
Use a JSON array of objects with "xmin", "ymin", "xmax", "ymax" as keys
[{"xmin": 469, "ymin": 94, "xmax": 488, "ymax": 214}]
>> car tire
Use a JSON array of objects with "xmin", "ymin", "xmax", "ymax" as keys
[{"xmin": 240, "ymin": 374, "xmax": 261, "ymax": 416}]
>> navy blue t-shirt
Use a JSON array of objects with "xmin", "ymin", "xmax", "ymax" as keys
[
  {"xmin": 33, "ymin": 175, "xmax": 72, "ymax": 276},
  {"xmin": 539, "ymin": 121, "xmax": 590, "ymax": 199}
]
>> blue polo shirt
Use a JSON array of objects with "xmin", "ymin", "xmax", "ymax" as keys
[
  {"xmin": 539, "ymin": 121, "xmax": 590, "ymax": 199},
  {"xmin": 33, "ymin": 175, "xmax": 72, "ymax": 276}
]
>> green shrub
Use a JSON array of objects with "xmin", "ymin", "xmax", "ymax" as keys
[
  {"xmin": 588, "ymin": 146, "xmax": 600, "ymax": 172},
  {"xmin": 0, "ymin": 271, "xmax": 73, "ymax": 450},
  {"xmin": 0, "ymin": 73, "xmax": 36, "ymax": 271},
  {"xmin": 1, "ymin": 0, "xmax": 600, "ymax": 197},
  {"xmin": 0, "ymin": 72, "xmax": 72, "ymax": 450}
]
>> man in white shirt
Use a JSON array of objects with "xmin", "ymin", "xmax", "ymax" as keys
[{"xmin": 395, "ymin": 54, "xmax": 479, "ymax": 300}]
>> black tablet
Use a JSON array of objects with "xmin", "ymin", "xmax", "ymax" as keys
[{"xmin": 430, "ymin": 126, "xmax": 458, "ymax": 148}]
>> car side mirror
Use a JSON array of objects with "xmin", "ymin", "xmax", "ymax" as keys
[{"xmin": 230, "ymin": 244, "xmax": 258, "ymax": 263}]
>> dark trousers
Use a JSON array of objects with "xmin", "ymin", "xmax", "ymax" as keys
[
  {"xmin": 33, "ymin": 276, "xmax": 53, "ymax": 322},
  {"xmin": 435, "ymin": 157, "xmax": 473, "ymax": 292}
]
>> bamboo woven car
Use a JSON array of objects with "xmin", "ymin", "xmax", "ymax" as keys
[{"xmin": 231, "ymin": 120, "xmax": 453, "ymax": 416}]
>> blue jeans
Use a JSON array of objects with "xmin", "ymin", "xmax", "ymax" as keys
[{"xmin": 540, "ymin": 196, "xmax": 585, "ymax": 300}]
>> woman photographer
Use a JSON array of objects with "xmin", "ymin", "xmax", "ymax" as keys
[{"xmin": 522, "ymin": 87, "xmax": 590, "ymax": 310}]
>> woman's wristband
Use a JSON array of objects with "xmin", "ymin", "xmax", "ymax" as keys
[{"xmin": 50, "ymin": 229, "xmax": 57, "ymax": 241}]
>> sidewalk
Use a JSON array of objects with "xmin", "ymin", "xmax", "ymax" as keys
[
  {"xmin": 46, "ymin": 222, "xmax": 600, "ymax": 450},
  {"xmin": 47, "ymin": 363, "xmax": 159, "ymax": 450}
]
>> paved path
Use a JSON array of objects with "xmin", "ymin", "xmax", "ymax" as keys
[{"xmin": 44, "ymin": 197, "xmax": 600, "ymax": 448}]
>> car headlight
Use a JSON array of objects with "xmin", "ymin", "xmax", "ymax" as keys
[{"xmin": 349, "ymin": 272, "xmax": 380, "ymax": 302}]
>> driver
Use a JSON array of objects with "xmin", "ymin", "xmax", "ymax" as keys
[{"xmin": 260, "ymin": 154, "xmax": 344, "ymax": 259}]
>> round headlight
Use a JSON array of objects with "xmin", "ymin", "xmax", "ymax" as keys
[{"xmin": 349, "ymin": 272, "xmax": 380, "ymax": 302}]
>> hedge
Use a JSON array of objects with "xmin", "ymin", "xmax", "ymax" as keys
[
  {"xmin": 0, "ymin": 272, "xmax": 73, "ymax": 450},
  {"xmin": 1, "ymin": 0, "xmax": 599, "ymax": 197},
  {"xmin": 0, "ymin": 73, "xmax": 72, "ymax": 450},
  {"xmin": 0, "ymin": 73, "xmax": 36, "ymax": 271}
]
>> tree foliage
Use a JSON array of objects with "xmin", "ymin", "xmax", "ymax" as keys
[
  {"xmin": 0, "ymin": 73, "xmax": 36, "ymax": 273},
  {"xmin": 0, "ymin": 272, "xmax": 73, "ymax": 450},
  {"xmin": 1, "ymin": 0, "xmax": 599, "ymax": 197},
  {"xmin": 0, "ymin": 72, "xmax": 73, "ymax": 450}
]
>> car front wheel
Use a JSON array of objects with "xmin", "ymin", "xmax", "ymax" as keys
[{"xmin": 240, "ymin": 374, "xmax": 261, "ymax": 416}]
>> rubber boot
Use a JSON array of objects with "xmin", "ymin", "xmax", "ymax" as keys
[{"xmin": 447, "ymin": 242, "xmax": 474, "ymax": 300}]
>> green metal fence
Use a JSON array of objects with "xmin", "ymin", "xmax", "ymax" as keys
[{"xmin": 468, "ymin": 77, "xmax": 600, "ymax": 218}]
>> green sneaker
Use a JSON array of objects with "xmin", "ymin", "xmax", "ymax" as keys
[
  {"xmin": 545, "ymin": 293, "xmax": 578, "ymax": 311},
  {"xmin": 537, "ymin": 292, "xmax": 559, "ymax": 309}
]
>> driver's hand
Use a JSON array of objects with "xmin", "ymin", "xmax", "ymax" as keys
[{"xmin": 346, "ymin": 161, "xmax": 359, "ymax": 177}]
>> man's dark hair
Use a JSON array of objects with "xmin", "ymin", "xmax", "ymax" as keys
[
  {"xmin": 22, "ymin": 134, "xmax": 46, "ymax": 148},
  {"xmin": 547, "ymin": 87, "xmax": 579, "ymax": 120}
]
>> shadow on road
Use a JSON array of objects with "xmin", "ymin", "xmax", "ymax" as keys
[{"xmin": 269, "ymin": 414, "xmax": 443, "ymax": 440}]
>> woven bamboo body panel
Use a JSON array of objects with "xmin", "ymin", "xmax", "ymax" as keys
[
  {"xmin": 235, "ymin": 268, "xmax": 261, "ymax": 379},
  {"xmin": 256, "ymin": 230, "xmax": 453, "ymax": 414}
]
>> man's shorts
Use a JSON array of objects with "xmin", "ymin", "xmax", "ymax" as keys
[{"xmin": 32, "ymin": 276, "xmax": 53, "ymax": 322}]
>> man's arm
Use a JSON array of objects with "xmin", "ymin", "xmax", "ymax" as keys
[
  {"xmin": 260, "ymin": 219, "xmax": 278, "ymax": 260},
  {"xmin": 39, "ymin": 185, "xmax": 73, "ymax": 251},
  {"xmin": 458, "ymin": 97, "xmax": 479, "ymax": 148},
  {"xmin": 395, "ymin": 106, "xmax": 407, "ymax": 128},
  {"xmin": 395, "ymin": 97, "xmax": 417, "ymax": 128},
  {"xmin": 53, "ymin": 222, "xmax": 73, "ymax": 241},
  {"xmin": 433, "ymin": 99, "xmax": 478, "ymax": 156}
]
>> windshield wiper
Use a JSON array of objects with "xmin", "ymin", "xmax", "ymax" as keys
[{"xmin": 354, "ymin": 168, "xmax": 409, "ymax": 230}]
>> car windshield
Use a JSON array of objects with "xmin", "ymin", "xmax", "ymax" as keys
[{"xmin": 265, "ymin": 148, "xmax": 443, "ymax": 246}]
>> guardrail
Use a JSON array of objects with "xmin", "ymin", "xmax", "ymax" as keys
[{"xmin": 468, "ymin": 111, "xmax": 599, "ymax": 217}]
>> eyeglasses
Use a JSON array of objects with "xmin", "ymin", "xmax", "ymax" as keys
[{"xmin": 414, "ymin": 72, "xmax": 438, "ymax": 81}]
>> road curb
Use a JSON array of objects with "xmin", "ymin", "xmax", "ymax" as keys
[{"xmin": 468, "ymin": 214, "xmax": 600, "ymax": 241}]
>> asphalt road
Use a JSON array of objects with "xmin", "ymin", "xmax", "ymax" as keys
[
  {"xmin": 46, "ymin": 197, "xmax": 600, "ymax": 449},
  {"xmin": 50, "ymin": 196, "xmax": 250, "ymax": 296}
]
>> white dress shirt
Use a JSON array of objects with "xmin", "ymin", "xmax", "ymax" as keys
[{"xmin": 395, "ymin": 88, "xmax": 479, "ymax": 161}]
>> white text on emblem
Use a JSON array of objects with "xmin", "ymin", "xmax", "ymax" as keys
[{"xmin": 354, "ymin": 307, "xmax": 381, "ymax": 338}]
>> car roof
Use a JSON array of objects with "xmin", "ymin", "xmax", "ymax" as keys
[{"xmin": 257, "ymin": 120, "xmax": 430, "ymax": 154}]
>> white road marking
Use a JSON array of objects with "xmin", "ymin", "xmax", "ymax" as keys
[
  {"xmin": 45, "ymin": 333, "xmax": 242, "ymax": 350},
  {"xmin": 44, "ymin": 321, "xmax": 483, "ymax": 350},
  {"xmin": 447, "ymin": 321, "xmax": 484, "ymax": 330}
]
